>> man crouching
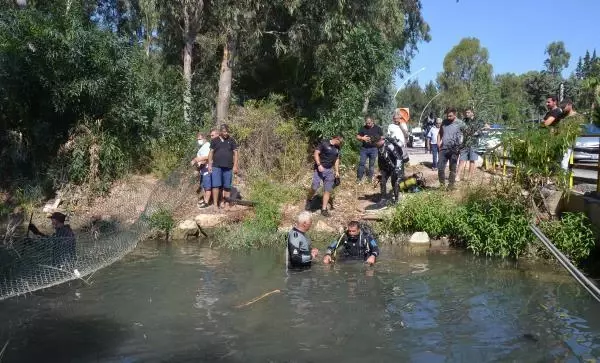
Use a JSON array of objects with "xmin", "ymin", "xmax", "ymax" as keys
[
  {"xmin": 323, "ymin": 221, "xmax": 379, "ymax": 265},
  {"xmin": 287, "ymin": 211, "xmax": 319, "ymax": 270}
]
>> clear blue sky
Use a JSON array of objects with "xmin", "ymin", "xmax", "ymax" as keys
[{"xmin": 394, "ymin": 0, "xmax": 600, "ymax": 89}]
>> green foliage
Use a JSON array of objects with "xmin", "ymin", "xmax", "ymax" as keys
[
  {"xmin": 227, "ymin": 96, "xmax": 311, "ymax": 181},
  {"xmin": 438, "ymin": 38, "xmax": 494, "ymax": 111},
  {"xmin": 544, "ymin": 41, "xmax": 571, "ymax": 76},
  {"xmin": 383, "ymin": 191, "xmax": 460, "ymax": 238},
  {"xmin": 217, "ymin": 179, "xmax": 302, "ymax": 249},
  {"xmin": 540, "ymin": 212, "xmax": 596, "ymax": 264},
  {"xmin": 384, "ymin": 186, "xmax": 532, "ymax": 259},
  {"xmin": 458, "ymin": 191, "xmax": 532, "ymax": 258},
  {"xmin": 503, "ymin": 120, "xmax": 583, "ymax": 189},
  {"xmin": 146, "ymin": 207, "xmax": 176, "ymax": 239}
]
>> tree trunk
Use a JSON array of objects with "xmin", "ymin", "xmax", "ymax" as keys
[
  {"xmin": 183, "ymin": 38, "xmax": 193, "ymax": 124},
  {"xmin": 361, "ymin": 93, "xmax": 370, "ymax": 115},
  {"xmin": 216, "ymin": 33, "xmax": 237, "ymax": 125}
]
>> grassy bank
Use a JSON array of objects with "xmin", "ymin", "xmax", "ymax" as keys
[{"xmin": 382, "ymin": 181, "xmax": 596, "ymax": 267}]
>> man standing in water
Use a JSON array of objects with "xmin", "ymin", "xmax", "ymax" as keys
[
  {"xmin": 287, "ymin": 211, "xmax": 319, "ymax": 269},
  {"xmin": 28, "ymin": 212, "xmax": 76, "ymax": 266},
  {"xmin": 323, "ymin": 221, "xmax": 379, "ymax": 265}
]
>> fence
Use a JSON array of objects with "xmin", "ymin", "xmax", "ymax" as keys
[{"xmin": 479, "ymin": 132, "xmax": 600, "ymax": 193}]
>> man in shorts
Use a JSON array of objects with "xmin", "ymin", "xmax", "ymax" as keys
[
  {"xmin": 208, "ymin": 124, "xmax": 239, "ymax": 209},
  {"xmin": 305, "ymin": 135, "xmax": 343, "ymax": 217}
]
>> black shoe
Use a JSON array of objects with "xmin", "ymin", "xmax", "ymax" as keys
[
  {"xmin": 304, "ymin": 199, "xmax": 312, "ymax": 211},
  {"xmin": 321, "ymin": 209, "xmax": 330, "ymax": 217}
]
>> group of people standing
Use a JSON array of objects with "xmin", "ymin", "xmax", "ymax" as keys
[
  {"xmin": 191, "ymin": 124, "xmax": 239, "ymax": 209},
  {"xmin": 423, "ymin": 108, "xmax": 489, "ymax": 189},
  {"xmin": 304, "ymin": 108, "xmax": 413, "ymax": 217}
]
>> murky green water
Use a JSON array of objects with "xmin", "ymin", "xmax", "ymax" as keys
[{"xmin": 1, "ymin": 241, "xmax": 600, "ymax": 362}]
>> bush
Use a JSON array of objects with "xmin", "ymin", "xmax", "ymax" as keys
[
  {"xmin": 227, "ymin": 96, "xmax": 310, "ymax": 182},
  {"xmin": 146, "ymin": 207, "xmax": 176, "ymax": 240},
  {"xmin": 458, "ymin": 194, "xmax": 532, "ymax": 258},
  {"xmin": 384, "ymin": 184, "xmax": 533, "ymax": 259},
  {"xmin": 383, "ymin": 191, "xmax": 460, "ymax": 238},
  {"xmin": 217, "ymin": 178, "xmax": 302, "ymax": 249},
  {"xmin": 540, "ymin": 212, "xmax": 596, "ymax": 264}
]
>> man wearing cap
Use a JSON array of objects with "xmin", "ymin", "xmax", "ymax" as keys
[
  {"xmin": 208, "ymin": 124, "xmax": 239, "ymax": 209},
  {"xmin": 28, "ymin": 212, "xmax": 76, "ymax": 266}
]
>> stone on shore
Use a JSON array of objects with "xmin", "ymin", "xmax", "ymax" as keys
[
  {"xmin": 314, "ymin": 220, "xmax": 337, "ymax": 233},
  {"xmin": 409, "ymin": 231, "xmax": 430, "ymax": 244},
  {"xmin": 171, "ymin": 220, "xmax": 199, "ymax": 240},
  {"xmin": 194, "ymin": 213, "xmax": 227, "ymax": 228}
]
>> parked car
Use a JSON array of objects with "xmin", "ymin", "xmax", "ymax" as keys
[
  {"xmin": 408, "ymin": 127, "xmax": 426, "ymax": 148},
  {"xmin": 573, "ymin": 124, "xmax": 600, "ymax": 164}
]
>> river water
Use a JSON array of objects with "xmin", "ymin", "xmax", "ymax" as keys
[{"xmin": 1, "ymin": 241, "xmax": 600, "ymax": 362}]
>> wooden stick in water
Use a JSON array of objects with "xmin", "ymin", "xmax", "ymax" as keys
[{"xmin": 235, "ymin": 289, "xmax": 281, "ymax": 308}]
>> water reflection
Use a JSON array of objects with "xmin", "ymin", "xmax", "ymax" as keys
[{"xmin": 1, "ymin": 242, "xmax": 600, "ymax": 362}]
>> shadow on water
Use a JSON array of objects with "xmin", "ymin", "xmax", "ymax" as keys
[{"xmin": 1, "ymin": 314, "xmax": 127, "ymax": 363}]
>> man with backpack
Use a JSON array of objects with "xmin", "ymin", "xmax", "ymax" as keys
[
  {"xmin": 322, "ymin": 221, "xmax": 379, "ymax": 265},
  {"xmin": 374, "ymin": 135, "xmax": 406, "ymax": 204}
]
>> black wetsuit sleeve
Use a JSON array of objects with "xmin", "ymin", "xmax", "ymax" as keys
[{"xmin": 366, "ymin": 233, "xmax": 379, "ymax": 257}]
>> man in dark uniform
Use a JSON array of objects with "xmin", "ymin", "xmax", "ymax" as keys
[
  {"xmin": 28, "ymin": 212, "xmax": 76, "ymax": 266},
  {"xmin": 356, "ymin": 116, "xmax": 383, "ymax": 183},
  {"xmin": 287, "ymin": 211, "xmax": 318, "ymax": 270},
  {"xmin": 374, "ymin": 136, "xmax": 405, "ymax": 204},
  {"xmin": 305, "ymin": 135, "xmax": 343, "ymax": 217},
  {"xmin": 322, "ymin": 221, "xmax": 379, "ymax": 265}
]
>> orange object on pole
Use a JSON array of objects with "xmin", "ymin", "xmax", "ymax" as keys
[{"xmin": 398, "ymin": 108, "xmax": 410, "ymax": 122}]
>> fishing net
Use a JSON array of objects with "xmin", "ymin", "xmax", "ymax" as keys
[{"xmin": 0, "ymin": 162, "xmax": 198, "ymax": 301}]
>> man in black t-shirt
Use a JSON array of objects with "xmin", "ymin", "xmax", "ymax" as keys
[
  {"xmin": 208, "ymin": 124, "xmax": 239, "ymax": 208},
  {"xmin": 305, "ymin": 135, "xmax": 343, "ymax": 217},
  {"xmin": 356, "ymin": 116, "xmax": 383, "ymax": 183},
  {"xmin": 543, "ymin": 95, "xmax": 563, "ymax": 127}
]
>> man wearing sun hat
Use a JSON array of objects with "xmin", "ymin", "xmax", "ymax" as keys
[{"xmin": 28, "ymin": 211, "xmax": 76, "ymax": 266}]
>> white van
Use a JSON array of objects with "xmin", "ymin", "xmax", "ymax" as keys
[{"xmin": 409, "ymin": 127, "xmax": 426, "ymax": 148}]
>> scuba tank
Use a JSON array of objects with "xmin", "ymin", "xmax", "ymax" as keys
[{"xmin": 398, "ymin": 172, "xmax": 426, "ymax": 192}]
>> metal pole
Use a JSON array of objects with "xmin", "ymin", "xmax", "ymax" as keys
[
  {"xmin": 418, "ymin": 92, "xmax": 442, "ymax": 128},
  {"xmin": 530, "ymin": 225, "xmax": 600, "ymax": 303},
  {"xmin": 394, "ymin": 67, "xmax": 426, "ymax": 99}
]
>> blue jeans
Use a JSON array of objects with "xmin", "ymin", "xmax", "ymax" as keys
[
  {"xmin": 357, "ymin": 147, "xmax": 378, "ymax": 180},
  {"xmin": 431, "ymin": 144, "xmax": 439, "ymax": 169},
  {"xmin": 211, "ymin": 166, "xmax": 233, "ymax": 189}
]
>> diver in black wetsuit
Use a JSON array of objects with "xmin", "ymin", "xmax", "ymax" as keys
[
  {"xmin": 375, "ymin": 136, "xmax": 406, "ymax": 204},
  {"xmin": 286, "ymin": 211, "xmax": 319, "ymax": 269},
  {"xmin": 322, "ymin": 221, "xmax": 379, "ymax": 265}
]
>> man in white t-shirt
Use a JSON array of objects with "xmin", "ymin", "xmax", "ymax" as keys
[
  {"xmin": 387, "ymin": 110, "xmax": 409, "ymax": 145},
  {"xmin": 426, "ymin": 118, "xmax": 442, "ymax": 170},
  {"xmin": 387, "ymin": 108, "xmax": 410, "ymax": 161},
  {"xmin": 191, "ymin": 130, "xmax": 218, "ymax": 208}
]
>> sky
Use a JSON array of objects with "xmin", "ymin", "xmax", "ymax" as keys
[{"xmin": 394, "ymin": 0, "xmax": 600, "ymax": 89}]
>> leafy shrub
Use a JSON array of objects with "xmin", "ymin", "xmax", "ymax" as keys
[
  {"xmin": 227, "ymin": 96, "xmax": 310, "ymax": 182},
  {"xmin": 146, "ymin": 207, "xmax": 176, "ymax": 240},
  {"xmin": 540, "ymin": 212, "xmax": 596, "ymax": 264},
  {"xmin": 217, "ymin": 179, "xmax": 302, "ymax": 249},
  {"xmin": 503, "ymin": 121, "xmax": 583, "ymax": 190},
  {"xmin": 383, "ymin": 191, "xmax": 460, "ymax": 238},
  {"xmin": 458, "ymin": 195, "xmax": 532, "ymax": 258}
]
